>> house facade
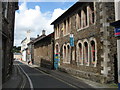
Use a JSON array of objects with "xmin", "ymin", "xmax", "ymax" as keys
[
  {"xmin": 1, "ymin": 1, "xmax": 18, "ymax": 83},
  {"xmin": 33, "ymin": 32, "xmax": 54, "ymax": 69},
  {"xmin": 51, "ymin": 2, "xmax": 117, "ymax": 83},
  {"xmin": 14, "ymin": 53, "xmax": 22, "ymax": 60},
  {"xmin": 21, "ymin": 31, "xmax": 35, "ymax": 62}
]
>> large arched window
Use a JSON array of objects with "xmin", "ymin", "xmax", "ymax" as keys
[
  {"xmin": 90, "ymin": 38, "xmax": 97, "ymax": 67},
  {"xmin": 84, "ymin": 41, "xmax": 89, "ymax": 65},
  {"xmin": 63, "ymin": 45, "xmax": 67, "ymax": 63},
  {"xmin": 56, "ymin": 45, "xmax": 59, "ymax": 54},
  {"xmin": 88, "ymin": 2, "xmax": 95, "ymax": 24},
  {"xmin": 81, "ymin": 10, "xmax": 87, "ymax": 28},
  {"xmin": 76, "ymin": 12, "xmax": 81, "ymax": 29},
  {"xmin": 63, "ymin": 20, "xmax": 66, "ymax": 35},
  {"xmin": 67, "ymin": 44, "xmax": 71, "ymax": 63},
  {"xmin": 76, "ymin": 41, "xmax": 83, "ymax": 65}
]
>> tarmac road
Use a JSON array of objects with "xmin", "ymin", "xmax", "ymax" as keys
[{"xmin": 15, "ymin": 61, "xmax": 78, "ymax": 89}]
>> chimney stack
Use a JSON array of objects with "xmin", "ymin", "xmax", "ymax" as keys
[
  {"xmin": 42, "ymin": 30, "xmax": 45, "ymax": 35},
  {"xmin": 37, "ymin": 35, "xmax": 39, "ymax": 38}
]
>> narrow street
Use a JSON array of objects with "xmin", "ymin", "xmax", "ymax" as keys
[{"xmin": 13, "ymin": 60, "xmax": 95, "ymax": 89}]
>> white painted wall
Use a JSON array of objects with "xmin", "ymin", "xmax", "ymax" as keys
[
  {"xmin": 115, "ymin": 0, "xmax": 120, "ymax": 20},
  {"xmin": 22, "ymin": 50, "xmax": 27, "ymax": 61}
]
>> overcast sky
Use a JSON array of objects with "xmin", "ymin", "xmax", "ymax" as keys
[{"xmin": 14, "ymin": 1, "xmax": 76, "ymax": 46}]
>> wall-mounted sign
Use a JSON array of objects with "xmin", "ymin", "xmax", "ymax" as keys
[
  {"xmin": 115, "ymin": 28, "xmax": 120, "ymax": 37},
  {"xmin": 54, "ymin": 53, "xmax": 60, "ymax": 69},
  {"xmin": 70, "ymin": 34, "xmax": 74, "ymax": 47}
]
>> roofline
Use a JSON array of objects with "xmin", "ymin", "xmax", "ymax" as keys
[
  {"xmin": 33, "ymin": 32, "xmax": 54, "ymax": 44},
  {"xmin": 51, "ymin": 2, "xmax": 87, "ymax": 25}
]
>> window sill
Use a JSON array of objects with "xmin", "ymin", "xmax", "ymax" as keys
[
  {"xmin": 55, "ymin": 37, "xmax": 60, "ymax": 40},
  {"xmin": 63, "ymin": 62, "xmax": 70, "ymax": 64},
  {"xmin": 63, "ymin": 33, "xmax": 70, "ymax": 37},
  {"xmin": 77, "ymin": 25, "xmax": 89, "ymax": 31}
]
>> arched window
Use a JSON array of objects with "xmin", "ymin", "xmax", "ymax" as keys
[
  {"xmin": 84, "ymin": 42, "xmax": 88, "ymax": 64},
  {"xmin": 76, "ymin": 12, "xmax": 81, "ymax": 29},
  {"xmin": 67, "ymin": 45, "xmax": 71, "ymax": 63},
  {"xmin": 63, "ymin": 21, "xmax": 66, "ymax": 35},
  {"xmin": 56, "ymin": 45, "xmax": 59, "ymax": 54},
  {"xmin": 81, "ymin": 10, "xmax": 87, "ymax": 28},
  {"xmin": 79, "ymin": 43, "xmax": 83, "ymax": 64},
  {"xmin": 90, "ymin": 40, "xmax": 96, "ymax": 66},
  {"xmin": 77, "ymin": 42, "xmax": 83, "ymax": 65},
  {"xmin": 63, "ymin": 45, "xmax": 67, "ymax": 63},
  {"xmin": 88, "ymin": 3, "xmax": 95, "ymax": 24}
]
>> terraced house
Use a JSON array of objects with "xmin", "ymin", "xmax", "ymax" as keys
[{"xmin": 51, "ymin": 2, "xmax": 117, "ymax": 84}]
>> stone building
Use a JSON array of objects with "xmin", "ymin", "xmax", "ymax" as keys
[
  {"xmin": 51, "ymin": 2, "xmax": 117, "ymax": 83},
  {"xmin": 33, "ymin": 31, "xmax": 54, "ymax": 69},
  {"xmin": 1, "ymin": 1, "xmax": 18, "ymax": 83}
]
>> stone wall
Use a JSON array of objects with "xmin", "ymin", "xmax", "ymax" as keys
[
  {"xmin": 54, "ymin": 2, "xmax": 116, "ymax": 84},
  {"xmin": 34, "ymin": 34, "xmax": 54, "ymax": 68},
  {"xmin": 2, "ymin": 2, "xmax": 18, "ymax": 83}
]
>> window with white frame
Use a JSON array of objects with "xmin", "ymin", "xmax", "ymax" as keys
[
  {"xmin": 67, "ymin": 44, "xmax": 70, "ymax": 63},
  {"xmin": 88, "ymin": 3, "xmax": 95, "ymax": 24},
  {"xmin": 78, "ymin": 43, "xmax": 83, "ymax": 64},
  {"xmin": 90, "ymin": 39, "xmax": 97, "ymax": 67},
  {"xmin": 63, "ymin": 45, "xmax": 66, "ymax": 63},
  {"xmin": 81, "ymin": 10, "xmax": 87, "ymax": 28},
  {"xmin": 84, "ymin": 42, "xmax": 89, "ymax": 65},
  {"xmin": 63, "ymin": 21, "xmax": 66, "ymax": 36},
  {"xmin": 76, "ymin": 13, "xmax": 81, "ymax": 29},
  {"xmin": 55, "ymin": 25, "xmax": 60, "ymax": 39}
]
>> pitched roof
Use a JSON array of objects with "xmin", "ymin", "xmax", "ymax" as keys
[
  {"xmin": 33, "ymin": 32, "xmax": 54, "ymax": 44},
  {"xmin": 51, "ymin": 2, "xmax": 86, "ymax": 25}
]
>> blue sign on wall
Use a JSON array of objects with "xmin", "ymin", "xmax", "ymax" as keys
[
  {"xmin": 54, "ymin": 53, "xmax": 59, "ymax": 69},
  {"xmin": 115, "ymin": 28, "xmax": 120, "ymax": 37},
  {"xmin": 70, "ymin": 37, "xmax": 74, "ymax": 47}
]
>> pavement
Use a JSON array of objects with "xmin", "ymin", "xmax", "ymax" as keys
[
  {"xmin": 2, "ymin": 64, "xmax": 22, "ymax": 89},
  {"xmin": 2, "ymin": 61, "xmax": 30, "ymax": 90},
  {"xmin": 2, "ymin": 60, "xmax": 118, "ymax": 90}
]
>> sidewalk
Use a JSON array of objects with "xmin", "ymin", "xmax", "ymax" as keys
[
  {"xmin": 2, "ymin": 65, "xmax": 23, "ymax": 89},
  {"xmin": 36, "ymin": 66, "xmax": 118, "ymax": 89}
]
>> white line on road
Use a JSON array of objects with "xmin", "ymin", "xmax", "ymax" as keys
[
  {"xmin": 34, "ymin": 68, "xmax": 78, "ymax": 88},
  {"xmin": 18, "ymin": 65, "xmax": 34, "ymax": 90}
]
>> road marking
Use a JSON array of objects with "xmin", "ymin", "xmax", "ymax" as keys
[
  {"xmin": 18, "ymin": 65, "xmax": 34, "ymax": 90},
  {"xmin": 16, "ymin": 65, "xmax": 26, "ymax": 89},
  {"xmin": 34, "ymin": 68, "xmax": 78, "ymax": 88},
  {"xmin": 18, "ymin": 61, "xmax": 78, "ymax": 88}
]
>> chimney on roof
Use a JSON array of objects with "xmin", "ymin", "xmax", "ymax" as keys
[
  {"xmin": 37, "ymin": 35, "xmax": 39, "ymax": 38},
  {"xmin": 42, "ymin": 30, "xmax": 45, "ymax": 35}
]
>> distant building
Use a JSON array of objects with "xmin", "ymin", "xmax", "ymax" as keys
[
  {"xmin": 1, "ymin": 1, "xmax": 18, "ymax": 83},
  {"xmin": 51, "ymin": 2, "xmax": 117, "ymax": 83},
  {"xmin": 33, "ymin": 31, "xmax": 54, "ymax": 69},
  {"xmin": 21, "ymin": 31, "xmax": 35, "ymax": 62},
  {"xmin": 14, "ymin": 53, "xmax": 22, "ymax": 60}
]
